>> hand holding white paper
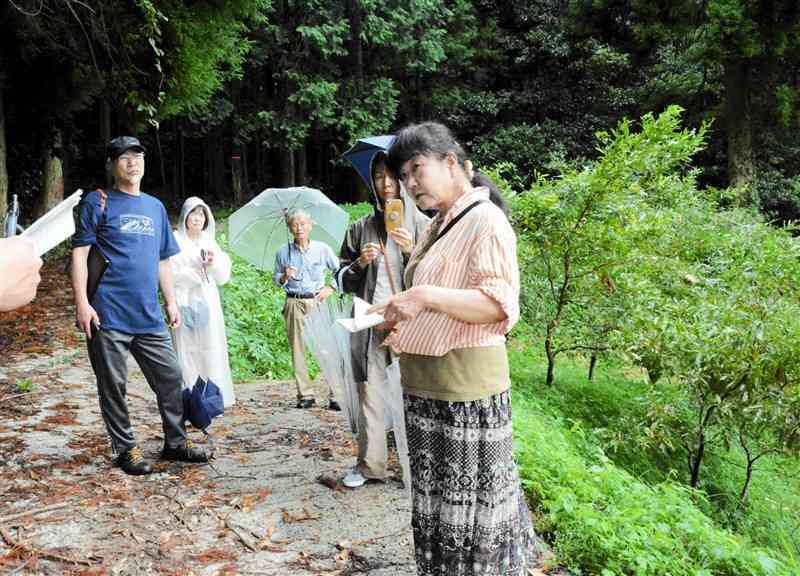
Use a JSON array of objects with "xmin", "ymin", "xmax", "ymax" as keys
[
  {"xmin": 21, "ymin": 189, "xmax": 83, "ymax": 256},
  {"xmin": 336, "ymin": 296, "xmax": 385, "ymax": 332}
]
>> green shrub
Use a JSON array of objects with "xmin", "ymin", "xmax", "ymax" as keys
[
  {"xmin": 755, "ymin": 170, "xmax": 800, "ymax": 225},
  {"xmin": 218, "ymin": 232, "xmax": 294, "ymax": 381},
  {"xmin": 510, "ymin": 345, "xmax": 800, "ymax": 573},
  {"xmin": 512, "ymin": 384, "xmax": 791, "ymax": 575}
]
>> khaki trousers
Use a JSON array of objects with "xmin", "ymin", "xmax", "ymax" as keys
[
  {"xmin": 283, "ymin": 297, "xmax": 316, "ymax": 399},
  {"xmin": 283, "ymin": 296, "xmax": 334, "ymax": 401},
  {"xmin": 356, "ymin": 329, "xmax": 391, "ymax": 480}
]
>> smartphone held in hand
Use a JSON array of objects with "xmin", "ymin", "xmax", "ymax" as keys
[{"xmin": 385, "ymin": 198, "xmax": 404, "ymax": 233}]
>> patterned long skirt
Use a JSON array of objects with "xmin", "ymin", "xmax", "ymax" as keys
[{"xmin": 405, "ymin": 390, "xmax": 539, "ymax": 576}]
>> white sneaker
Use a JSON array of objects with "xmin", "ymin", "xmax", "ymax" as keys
[{"xmin": 343, "ymin": 469, "xmax": 367, "ymax": 488}]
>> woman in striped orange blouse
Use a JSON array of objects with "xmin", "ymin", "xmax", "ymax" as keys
[{"xmin": 373, "ymin": 122, "xmax": 539, "ymax": 576}]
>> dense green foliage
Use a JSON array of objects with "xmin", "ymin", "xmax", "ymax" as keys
[
  {"xmin": 508, "ymin": 107, "xmax": 800, "ymax": 570},
  {"xmin": 217, "ymin": 231, "xmax": 293, "ymax": 381},
  {"xmin": 7, "ymin": 0, "xmax": 800, "ymax": 218},
  {"xmin": 510, "ymin": 346, "xmax": 798, "ymax": 575}
]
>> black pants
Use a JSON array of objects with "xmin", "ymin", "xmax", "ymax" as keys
[{"xmin": 88, "ymin": 329, "xmax": 186, "ymax": 454}]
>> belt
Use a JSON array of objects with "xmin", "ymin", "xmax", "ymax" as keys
[{"xmin": 286, "ymin": 291, "xmax": 317, "ymax": 299}]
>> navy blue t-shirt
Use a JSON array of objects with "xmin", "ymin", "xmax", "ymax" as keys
[{"xmin": 72, "ymin": 189, "xmax": 180, "ymax": 334}]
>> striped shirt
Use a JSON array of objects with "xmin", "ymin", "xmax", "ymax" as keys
[{"xmin": 384, "ymin": 187, "xmax": 520, "ymax": 357}]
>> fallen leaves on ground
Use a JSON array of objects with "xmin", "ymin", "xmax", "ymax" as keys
[
  {"xmin": 190, "ymin": 548, "xmax": 239, "ymax": 564},
  {"xmin": 0, "ymin": 260, "xmax": 78, "ymax": 356},
  {"xmin": 282, "ymin": 507, "xmax": 321, "ymax": 523}
]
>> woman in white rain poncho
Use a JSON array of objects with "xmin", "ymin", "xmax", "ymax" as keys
[{"xmin": 170, "ymin": 197, "xmax": 235, "ymax": 407}]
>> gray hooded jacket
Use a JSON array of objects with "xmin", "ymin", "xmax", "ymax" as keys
[{"xmin": 336, "ymin": 176, "xmax": 429, "ymax": 382}]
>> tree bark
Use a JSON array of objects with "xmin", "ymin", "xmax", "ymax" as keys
[
  {"xmin": 213, "ymin": 128, "xmax": 225, "ymax": 202},
  {"xmin": 545, "ymin": 334, "xmax": 556, "ymax": 386},
  {"xmin": 100, "ymin": 99, "xmax": 111, "ymax": 147},
  {"xmin": 171, "ymin": 121, "xmax": 180, "ymax": 204},
  {"xmin": 0, "ymin": 80, "xmax": 8, "ymax": 220},
  {"xmin": 739, "ymin": 456, "xmax": 754, "ymax": 507},
  {"xmin": 255, "ymin": 137, "xmax": 263, "ymax": 189},
  {"xmin": 232, "ymin": 150, "xmax": 244, "ymax": 206},
  {"xmin": 689, "ymin": 404, "xmax": 716, "ymax": 488},
  {"xmin": 588, "ymin": 354, "xmax": 597, "ymax": 381},
  {"xmin": 347, "ymin": 0, "xmax": 363, "ymax": 92},
  {"xmin": 155, "ymin": 130, "xmax": 168, "ymax": 202},
  {"xmin": 278, "ymin": 147, "xmax": 294, "ymax": 187},
  {"xmin": 241, "ymin": 144, "xmax": 250, "ymax": 200},
  {"xmin": 689, "ymin": 429, "xmax": 705, "ymax": 488},
  {"xmin": 725, "ymin": 60, "xmax": 755, "ymax": 204},
  {"xmin": 35, "ymin": 129, "xmax": 64, "ymax": 219},
  {"xmin": 178, "ymin": 124, "xmax": 185, "ymax": 199},
  {"xmin": 295, "ymin": 145, "xmax": 307, "ymax": 186}
]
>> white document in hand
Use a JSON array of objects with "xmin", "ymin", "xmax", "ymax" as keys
[
  {"xmin": 336, "ymin": 296, "xmax": 385, "ymax": 332},
  {"xmin": 21, "ymin": 189, "xmax": 83, "ymax": 256}
]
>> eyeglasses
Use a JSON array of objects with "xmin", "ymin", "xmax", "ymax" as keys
[{"xmin": 118, "ymin": 153, "xmax": 145, "ymax": 162}]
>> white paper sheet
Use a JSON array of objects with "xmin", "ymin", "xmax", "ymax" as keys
[
  {"xmin": 336, "ymin": 296, "xmax": 385, "ymax": 332},
  {"xmin": 21, "ymin": 189, "xmax": 83, "ymax": 256}
]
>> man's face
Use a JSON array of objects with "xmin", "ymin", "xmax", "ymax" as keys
[
  {"xmin": 288, "ymin": 214, "xmax": 312, "ymax": 242},
  {"xmin": 114, "ymin": 149, "xmax": 145, "ymax": 186}
]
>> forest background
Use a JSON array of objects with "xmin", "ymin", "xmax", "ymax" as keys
[{"xmin": 2, "ymin": 1, "xmax": 800, "ymax": 575}]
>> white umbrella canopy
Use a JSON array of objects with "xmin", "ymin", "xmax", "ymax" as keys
[{"xmin": 228, "ymin": 187, "xmax": 348, "ymax": 271}]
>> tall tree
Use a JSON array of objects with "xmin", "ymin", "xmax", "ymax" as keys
[
  {"xmin": 235, "ymin": 0, "xmax": 449, "ymax": 194},
  {"xmin": 0, "ymin": 0, "xmax": 267, "ymax": 220},
  {"xmin": 574, "ymin": 0, "xmax": 800, "ymax": 201}
]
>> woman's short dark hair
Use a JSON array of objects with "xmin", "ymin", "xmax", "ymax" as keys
[{"xmin": 387, "ymin": 122, "xmax": 467, "ymax": 177}]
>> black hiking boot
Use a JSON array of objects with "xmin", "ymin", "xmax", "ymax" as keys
[
  {"xmin": 296, "ymin": 397, "xmax": 316, "ymax": 409},
  {"xmin": 161, "ymin": 439, "xmax": 209, "ymax": 463},
  {"xmin": 116, "ymin": 446, "xmax": 153, "ymax": 476}
]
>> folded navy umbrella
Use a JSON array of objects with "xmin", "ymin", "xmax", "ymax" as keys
[{"xmin": 183, "ymin": 376, "xmax": 224, "ymax": 431}]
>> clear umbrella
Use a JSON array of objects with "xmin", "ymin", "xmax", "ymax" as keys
[
  {"xmin": 304, "ymin": 298, "xmax": 411, "ymax": 492},
  {"xmin": 302, "ymin": 294, "xmax": 360, "ymax": 435},
  {"xmin": 383, "ymin": 359, "xmax": 411, "ymax": 494},
  {"xmin": 228, "ymin": 186, "xmax": 348, "ymax": 271}
]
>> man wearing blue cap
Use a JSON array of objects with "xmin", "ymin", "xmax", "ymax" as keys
[{"xmin": 71, "ymin": 136, "xmax": 208, "ymax": 475}]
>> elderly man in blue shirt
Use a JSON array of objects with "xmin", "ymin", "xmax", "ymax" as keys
[{"xmin": 274, "ymin": 209, "xmax": 340, "ymax": 408}]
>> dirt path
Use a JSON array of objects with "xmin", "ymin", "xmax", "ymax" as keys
[
  {"xmin": 0, "ymin": 261, "xmax": 415, "ymax": 574},
  {"xmin": 0, "ymin": 343, "xmax": 415, "ymax": 575},
  {"xmin": 0, "ymin": 263, "xmax": 562, "ymax": 575}
]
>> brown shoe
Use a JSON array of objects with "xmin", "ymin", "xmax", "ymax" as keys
[{"xmin": 116, "ymin": 446, "xmax": 153, "ymax": 475}]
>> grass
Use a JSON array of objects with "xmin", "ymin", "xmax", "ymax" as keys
[
  {"xmin": 508, "ymin": 340, "xmax": 800, "ymax": 574},
  {"xmin": 15, "ymin": 378, "xmax": 35, "ymax": 393}
]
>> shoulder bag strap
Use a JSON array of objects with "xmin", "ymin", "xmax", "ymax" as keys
[{"xmin": 433, "ymin": 199, "xmax": 485, "ymax": 245}]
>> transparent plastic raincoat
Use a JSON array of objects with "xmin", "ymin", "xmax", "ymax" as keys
[{"xmin": 171, "ymin": 197, "xmax": 235, "ymax": 407}]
